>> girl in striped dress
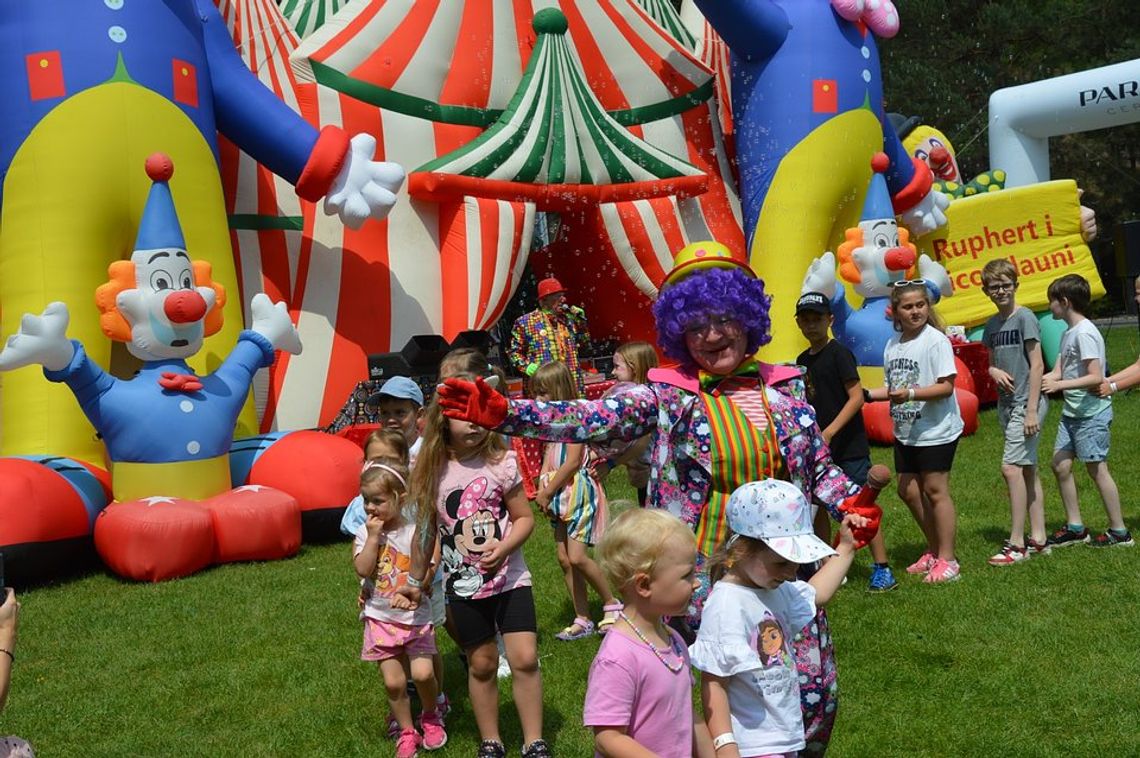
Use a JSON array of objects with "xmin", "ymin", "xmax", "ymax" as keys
[{"xmin": 531, "ymin": 361, "xmax": 622, "ymax": 641}]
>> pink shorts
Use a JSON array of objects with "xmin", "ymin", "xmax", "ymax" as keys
[{"xmin": 361, "ymin": 618, "xmax": 437, "ymax": 662}]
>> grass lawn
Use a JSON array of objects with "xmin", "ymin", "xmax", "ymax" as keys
[{"xmin": 4, "ymin": 326, "xmax": 1140, "ymax": 756}]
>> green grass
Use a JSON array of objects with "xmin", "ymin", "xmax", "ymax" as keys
[{"xmin": 5, "ymin": 326, "xmax": 1140, "ymax": 756}]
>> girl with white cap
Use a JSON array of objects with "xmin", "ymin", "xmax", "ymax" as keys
[{"xmin": 690, "ymin": 479, "xmax": 868, "ymax": 758}]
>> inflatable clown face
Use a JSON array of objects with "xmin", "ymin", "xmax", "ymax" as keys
[
  {"xmin": 116, "ymin": 247, "xmax": 217, "ymax": 361},
  {"xmin": 850, "ymin": 217, "xmax": 916, "ymax": 299}
]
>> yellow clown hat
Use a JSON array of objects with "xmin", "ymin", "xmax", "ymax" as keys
[{"xmin": 661, "ymin": 240, "xmax": 755, "ymax": 289}]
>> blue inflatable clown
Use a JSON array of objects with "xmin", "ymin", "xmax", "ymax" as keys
[
  {"xmin": 690, "ymin": 0, "xmax": 949, "ymax": 361},
  {"xmin": 0, "ymin": 0, "xmax": 404, "ymax": 469},
  {"xmin": 0, "ymin": 154, "xmax": 308, "ymax": 581}
]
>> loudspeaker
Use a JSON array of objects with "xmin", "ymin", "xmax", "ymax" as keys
[
  {"xmin": 1115, "ymin": 219, "xmax": 1140, "ymax": 278},
  {"xmin": 367, "ymin": 352, "xmax": 410, "ymax": 381},
  {"xmin": 401, "ymin": 334, "xmax": 451, "ymax": 371},
  {"xmin": 450, "ymin": 330, "xmax": 492, "ymax": 354}
]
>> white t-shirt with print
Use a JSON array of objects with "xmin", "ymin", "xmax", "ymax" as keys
[
  {"xmin": 689, "ymin": 580, "xmax": 817, "ymax": 757},
  {"xmin": 353, "ymin": 519, "xmax": 430, "ymax": 626},
  {"xmin": 1057, "ymin": 319, "xmax": 1111, "ymax": 418},
  {"xmin": 883, "ymin": 324, "xmax": 964, "ymax": 446},
  {"xmin": 436, "ymin": 451, "xmax": 531, "ymax": 600}
]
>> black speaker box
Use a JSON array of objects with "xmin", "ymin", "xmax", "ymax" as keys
[
  {"xmin": 1115, "ymin": 219, "xmax": 1140, "ymax": 278},
  {"xmin": 401, "ymin": 334, "xmax": 451, "ymax": 371}
]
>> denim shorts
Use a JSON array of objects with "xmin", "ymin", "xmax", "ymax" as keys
[
  {"xmin": 998, "ymin": 400, "xmax": 1046, "ymax": 466},
  {"xmin": 1054, "ymin": 406, "xmax": 1112, "ymax": 462}
]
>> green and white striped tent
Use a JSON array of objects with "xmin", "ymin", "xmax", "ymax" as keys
[
  {"xmin": 408, "ymin": 8, "xmax": 706, "ymax": 210},
  {"xmin": 279, "ymin": 0, "xmax": 349, "ymax": 38}
]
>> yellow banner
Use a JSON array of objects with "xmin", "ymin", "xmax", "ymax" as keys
[{"xmin": 915, "ymin": 179, "xmax": 1104, "ymax": 327}]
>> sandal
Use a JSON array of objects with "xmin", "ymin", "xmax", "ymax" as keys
[
  {"xmin": 555, "ymin": 616, "xmax": 596, "ymax": 641},
  {"xmin": 597, "ymin": 603, "xmax": 624, "ymax": 635}
]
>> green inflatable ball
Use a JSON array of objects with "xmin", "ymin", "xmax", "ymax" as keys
[{"xmin": 1037, "ymin": 311, "xmax": 1067, "ymax": 369}]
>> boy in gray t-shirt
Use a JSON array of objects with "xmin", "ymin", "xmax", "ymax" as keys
[{"xmin": 980, "ymin": 260, "xmax": 1049, "ymax": 565}]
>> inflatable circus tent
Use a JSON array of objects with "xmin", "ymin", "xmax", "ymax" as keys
[{"xmin": 213, "ymin": 0, "xmax": 744, "ymax": 431}]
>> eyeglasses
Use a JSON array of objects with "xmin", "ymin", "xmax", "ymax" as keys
[
  {"xmin": 683, "ymin": 315, "xmax": 741, "ymax": 339},
  {"xmin": 889, "ymin": 279, "xmax": 929, "ymax": 288},
  {"xmin": 984, "ymin": 282, "xmax": 1016, "ymax": 293}
]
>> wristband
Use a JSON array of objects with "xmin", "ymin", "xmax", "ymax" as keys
[
  {"xmin": 1110, "ymin": 381, "xmax": 1118, "ymax": 394},
  {"xmin": 0, "ymin": 648, "xmax": 12, "ymax": 663},
  {"xmin": 862, "ymin": 388, "xmax": 873, "ymax": 404},
  {"xmin": 907, "ymin": 388, "xmax": 916, "ymax": 401},
  {"xmin": 405, "ymin": 575, "xmax": 423, "ymax": 589},
  {"xmin": 713, "ymin": 733, "xmax": 737, "ymax": 750}
]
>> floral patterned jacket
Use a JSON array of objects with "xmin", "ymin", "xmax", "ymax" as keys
[{"xmin": 498, "ymin": 361, "xmax": 858, "ymax": 541}]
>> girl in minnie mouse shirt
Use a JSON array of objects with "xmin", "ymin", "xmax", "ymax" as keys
[{"xmin": 404, "ymin": 384, "xmax": 550, "ymax": 758}]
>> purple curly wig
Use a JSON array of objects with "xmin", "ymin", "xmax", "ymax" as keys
[{"xmin": 653, "ymin": 267, "xmax": 772, "ymax": 368}]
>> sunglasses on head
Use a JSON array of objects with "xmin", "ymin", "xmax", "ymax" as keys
[{"xmin": 890, "ymin": 279, "xmax": 928, "ymax": 288}]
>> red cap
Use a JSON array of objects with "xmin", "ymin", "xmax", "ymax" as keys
[{"xmin": 537, "ymin": 277, "xmax": 566, "ymax": 299}]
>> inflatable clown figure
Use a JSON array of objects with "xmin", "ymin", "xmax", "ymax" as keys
[
  {"xmin": 0, "ymin": 155, "xmax": 307, "ymax": 581},
  {"xmin": 801, "ymin": 153, "xmax": 952, "ymax": 367},
  {"xmin": 890, "ymin": 114, "xmax": 1008, "ymax": 201},
  {"xmin": 689, "ymin": 0, "xmax": 950, "ymax": 360},
  {"xmin": 0, "ymin": 0, "xmax": 405, "ymax": 470}
]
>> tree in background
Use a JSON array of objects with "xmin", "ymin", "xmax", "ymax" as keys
[{"xmin": 880, "ymin": 0, "xmax": 1140, "ymax": 311}]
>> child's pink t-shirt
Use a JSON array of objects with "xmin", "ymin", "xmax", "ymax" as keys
[
  {"xmin": 436, "ymin": 450, "xmax": 531, "ymax": 600},
  {"xmin": 583, "ymin": 627, "xmax": 695, "ymax": 758}
]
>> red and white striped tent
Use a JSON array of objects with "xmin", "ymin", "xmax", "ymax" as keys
[{"xmin": 215, "ymin": 0, "xmax": 743, "ymax": 430}]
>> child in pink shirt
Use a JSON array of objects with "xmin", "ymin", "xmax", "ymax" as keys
[{"xmin": 584, "ymin": 509, "xmax": 714, "ymax": 758}]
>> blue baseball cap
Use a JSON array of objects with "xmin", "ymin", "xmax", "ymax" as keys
[{"xmin": 367, "ymin": 376, "xmax": 424, "ymax": 407}]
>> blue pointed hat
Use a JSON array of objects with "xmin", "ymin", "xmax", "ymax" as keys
[
  {"xmin": 861, "ymin": 152, "xmax": 895, "ymax": 222},
  {"xmin": 134, "ymin": 153, "xmax": 186, "ymax": 251}
]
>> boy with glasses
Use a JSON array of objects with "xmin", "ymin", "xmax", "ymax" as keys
[{"xmin": 980, "ymin": 260, "xmax": 1049, "ymax": 564}]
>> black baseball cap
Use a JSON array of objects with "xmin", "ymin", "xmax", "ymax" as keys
[{"xmin": 795, "ymin": 292, "xmax": 831, "ymax": 315}]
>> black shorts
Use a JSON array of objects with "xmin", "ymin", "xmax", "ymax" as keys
[
  {"xmin": 447, "ymin": 586, "xmax": 537, "ymax": 650},
  {"xmin": 893, "ymin": 438, "xmax": 959, "ymax": 474},
  {"xmin": 835, "ymin": 457, "xmax": 871, "ymax": 486}
]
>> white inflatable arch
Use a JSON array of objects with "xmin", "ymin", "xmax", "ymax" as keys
[{"xmin": 989, "ymin": 58, "xmax": 1140, "ymax": 187}]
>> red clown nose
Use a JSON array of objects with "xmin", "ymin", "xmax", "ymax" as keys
[{"xmin": 164, "ymin": 290, "xmax": 207, "ymax": 323}]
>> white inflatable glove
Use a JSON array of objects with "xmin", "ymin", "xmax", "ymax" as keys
[
  {"xmin": 801, "ymin": 251, "xmax": 838, "ymax": 299},
  {"xmin": 323, "ymin": 133, "xmax": 406, "ymax": 230},
  {"xmin": 250, "ymin": 293, "xmax": 302, "ymax": 355},
  {"xmin": 917, "ymin": 254, "xmax": 953, "ymax": 301},
  {"xmin": 899, "ymin": 189, "xmax": 950, "ymax": 237},
  {"xmin": 0, "ymin": 302, "xmax": 75, "ymax": 372}
]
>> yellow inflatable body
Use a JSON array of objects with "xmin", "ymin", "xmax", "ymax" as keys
[
  {"xmin": 0, "ymin": 82, "xmax": 252, "ymax": 466},
  {"xmin": 752, "ymin": 110, "xmax": 883, "ymax": 361}
]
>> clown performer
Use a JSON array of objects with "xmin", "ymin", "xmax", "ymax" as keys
[
  {"xmin": 508, "ymin": 277, "xmax": 593, "ymax": 397},
  {"xmin": 801, "ymin": 153, "xmax": 953, "ymax": 367},
  {"xmin": 0, "ymin": 156, "xmax": 302, "ymax": 567},
  {"xmin": 0, "ymin": 0, "xmax": 405, "ymax": 467},
  {"xmin": 437, "ymin": 242, "xmax": 884, "ymax": 754}
]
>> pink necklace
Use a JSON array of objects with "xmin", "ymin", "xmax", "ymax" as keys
[{"xmin": 619, "ymin": 611, "xmax": 685, "ymax": 672}]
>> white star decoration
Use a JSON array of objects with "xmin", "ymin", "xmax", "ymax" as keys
[
  {"xmin": 141, "ymin": 496, "xmax": 177, "ymax": 507},
  {"xmin": 235, "ymin": 485, "xmax": 266, "ymax": 494}
]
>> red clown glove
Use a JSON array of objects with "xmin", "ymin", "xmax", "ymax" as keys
[
  {"xmin": 437, "ymin": 376, "xmax": 509, "ymax": 429},
  {"xmin": 837, "ymin": 464, "xmax": 890, "ymax": 549}
]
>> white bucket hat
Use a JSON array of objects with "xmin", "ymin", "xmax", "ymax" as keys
[{"xmin": 726, "ymin": 479, "xmax": 837, "ymax": 564}]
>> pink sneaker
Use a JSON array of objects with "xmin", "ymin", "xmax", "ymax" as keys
[
  {"xmin": 923, "ymin": 558, "xmax": 961, "ymax": 583},
  {"xmin": 420, "ymin": 708, "xmax": 448, "ymax": 751},
  {"xmin": 395, "ymin": 727, "xmax": 422, "ymax": 758},
  {"xmin": 906, "ymin": 552, "xmax": 936, "ymax": 575}
]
